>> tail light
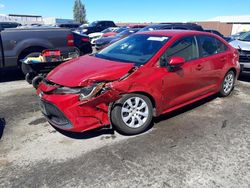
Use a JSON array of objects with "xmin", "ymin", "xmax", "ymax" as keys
[
  {"xmin": 81, "ymin": 37, "xmax": 90, "ymax": 42},
  {"xmin": 67, "ymin": 34, "xmax": 74, "ymax": 46},
  {"xmin": 42, "ymin": 50, "xmax": 62, "ymax": 62},
  {"xmin": 42, "ymin": 50, "xmax": 61, "ymax": 57}
]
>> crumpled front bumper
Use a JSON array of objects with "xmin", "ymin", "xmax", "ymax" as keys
[{"xmin": 37, "ymin": 88, "xmax": 121, "ymax": 132}]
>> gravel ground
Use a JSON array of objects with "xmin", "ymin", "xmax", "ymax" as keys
[{"xmin": 0, "ymin": 73, "xmax": 249, "ymax": 188}]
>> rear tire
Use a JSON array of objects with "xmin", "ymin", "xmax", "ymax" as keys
[
  {"xmin": 219, "ymin": 71, "xmax": 235, "ymax": 97},
  {"xmin": 111, "ymin": 94, "xmax": 153, "ymax": 135}
]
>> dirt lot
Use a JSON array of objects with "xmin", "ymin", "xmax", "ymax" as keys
[{"xmin": 0, "ymin": 72, "xmax": 250, "ymax": 188}]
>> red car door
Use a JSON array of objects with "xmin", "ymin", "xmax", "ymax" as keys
[
  {"xmin": 160, "ymin": 36, "xmax": 206, "ymax": 109},
  {"xmin": 195, "ymin": 35, "xmax": 230, "ymax": 94}
]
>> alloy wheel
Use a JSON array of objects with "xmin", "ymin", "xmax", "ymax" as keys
[
  {"xmin": 121, "ymin": 97, "xmax": 149, "ymax": 128},
  {"xmin": 223, "ymin": 72, "xmax": 234, "ymax": 94}
]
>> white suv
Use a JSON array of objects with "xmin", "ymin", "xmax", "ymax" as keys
[{"xmin": 230, "ymin": 32, "xmax": 250, "ymax": 73}]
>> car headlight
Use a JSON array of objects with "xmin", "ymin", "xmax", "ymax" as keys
[
  {"xmin": 79, "ymin": 83, "xmax": 106, "ymax": 101},
  {"xmin": 52, "ymin": 83, "xmax": 107, "ymax": 101},
  {"xmin": 53, "ymin": 87, "xmax": 81, "ymax": 94},
  {"xmin": 238, "ymin": 50, "xmax": 245, "ymax": 56}
]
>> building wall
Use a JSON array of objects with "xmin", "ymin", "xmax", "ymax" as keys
[
  {"xmin": 196, "ymin": 21, "xmax": 233, "ymax": 36},
  {"xmin": 43, "ymin": 17, "xmax": 79, "ymax": 25},
  {"xmin": 0, "ymin": 14, "xmax": 43, "ymax": 25},
  {"xmin": 232, "ymin": 24, "xmax": 250, "ymax": 34}
]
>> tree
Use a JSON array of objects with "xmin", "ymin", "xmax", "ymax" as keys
[{"xmin": 73, "ymin": 0, "xmax": 87, "ymax": 24}]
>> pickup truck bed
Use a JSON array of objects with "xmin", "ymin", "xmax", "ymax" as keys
[{"xmin": 0, "ymin": 27, "xmax": 78, "ymax": 69}]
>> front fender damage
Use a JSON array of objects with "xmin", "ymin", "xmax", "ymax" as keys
[
  {"xmin": 75, "ymin": 68, "xmax": 138, "ymax": 129},
  {"xmin": 76, "ymin": 87, "xmax": 122, "ymax": 128}
]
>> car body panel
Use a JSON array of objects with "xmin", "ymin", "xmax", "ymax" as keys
[{"xmin": 47, "ymin": 55, "xmax": 135, "ymax": 87}]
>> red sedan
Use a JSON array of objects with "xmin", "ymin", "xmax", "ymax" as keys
[{"xmin": 37, "ymin": 30, "xmax": 240, "ymax": 135}]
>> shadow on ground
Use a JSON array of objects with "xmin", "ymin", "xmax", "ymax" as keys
[
  {"xmin": 55, "ymin": 94, "xmax": 218, "ymax": 139},
  {"xmin": 0, "ymin": 68, "xmax": 24, "ymax": 83},
  {"xmin": 53, "ymin": 125, "xmax": 116, "ymax": 140}
]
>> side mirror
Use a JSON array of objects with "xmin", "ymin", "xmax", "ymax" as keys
[
  {"xmin": 169, "ymin": 56, "xmax": 185, "ymax": 66},
  {"xmin": 167, "ymin": 56, "xmax": 185, "ymax": 72}
]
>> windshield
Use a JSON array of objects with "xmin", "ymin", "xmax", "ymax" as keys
[
  {"xmin": 89, "ymin": 21, "xmax": 98, "ymax": 27},
  {"xmin": 139, "ymin": 25, "xmax": 162, "ymax": 32},
  {"xmin": 238, "ymin": 32, "xmax": 250, "ymax": 41},
  {"xmin": 101, "ymin": 28, "xmax": 112, "ymax": 33},
  {"xmin": 115, "ymin": 27, "xmax": 128, "ymax": 33},
  {"xmin": 95, "ymin": 34, "xmax": 170, "ymax": 65},
  {"xmin": 116, "ymin": 29, "xmax": 139, "ymax": 37}
]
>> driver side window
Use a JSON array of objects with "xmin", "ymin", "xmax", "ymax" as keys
[{"xmin": 163, "ymin": 36, "xmax": 199, "ymax": 64}]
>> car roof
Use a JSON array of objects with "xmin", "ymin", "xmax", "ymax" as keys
[{"xmin": 136, "ymin": 30, "xmax": 213, "ymax": 37}]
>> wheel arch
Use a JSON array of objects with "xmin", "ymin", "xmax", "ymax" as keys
[
  {"xmin": 17, "ymin": 46, "xmax": 47, "ymax": 66},
  {"xmin": 227, "ymin": 67, "xmax": 237, "ymax": 77}
]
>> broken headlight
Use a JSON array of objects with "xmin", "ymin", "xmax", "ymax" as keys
[
  {"xmin": 52, "ymin": 83, "xmax": 107, "ymax": 101},
  {"xmin": 79, "ymin": 83, "xmax": 106, "ymax": 101},
  {"xmin": 53, "ymin": 87, "xmax": 81, "ymax": 94}
]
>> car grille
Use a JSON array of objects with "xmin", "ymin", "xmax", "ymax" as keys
[
  {"xmin": 239, "ymin": 50, "xmax": 250, "ymax": 63},
  {"xmin": 40, "ymin": 100, "xmax": 72, "ymax": 128}
]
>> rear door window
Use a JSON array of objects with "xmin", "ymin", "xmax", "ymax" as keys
[
  {"xmin": 197, "ymin": 35, "xmax": 228, "ymax": 57},
  {"xmin": 216, "ymin": 39, "xmax": 228, "ymax": 53},
  {"xmin": 164, "ymin": 36, "xmax": 199, "ymax": 62}
]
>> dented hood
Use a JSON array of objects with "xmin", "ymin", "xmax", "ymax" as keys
[{"xmin": 47, "ymin": 55, "xmax": 134, "ymax": 87}]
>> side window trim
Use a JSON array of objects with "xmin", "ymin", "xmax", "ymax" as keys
[{"xmin": 194, "ymin": 36, "xmax": 200, "ymax": 59}]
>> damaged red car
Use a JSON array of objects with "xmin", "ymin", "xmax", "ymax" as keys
[{"xmin": 37, "ymin": 30, "xmax": 240, "ymax": 135}]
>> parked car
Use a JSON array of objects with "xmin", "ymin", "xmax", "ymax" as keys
[
  {"xmin": 72, "ymin": 32, "xmax": 92, "ymax": 55},
  {"xmin": 80, "ymin": 21, "xmax": 117, "ymax": 35},
  {"xmin": 88, "ymin": 27, "xmax": 119, "ymax": 45},
  {"xmin": 102, "ymin": 27, "xmax": 128, "ymax": 37},
  {"xmin": 138, "ymin": 24, "xmax": 173, "ymax": 32},
  {"xmin": 229, "ymin": 31, "xmax": 250, "ymax": 73},
  {"xmin": 37, "ymin": 30, "xmax": 240, "ymax": 135},
  {"xmin": 230, "ymin": 31, "xmax": 247, "ymax": 40},
  {"xmin": 57, "ymin": 23, "xmax": 81, "ymax": 30},
  {"xmin": 95, "ymin": 28, "xmax": 140, "ymax": 50},
  {"xmin": 0, "ymin": 27, "xmax": 85, "ymax": 69},
  {"xmin": 0, "ymin": 22, "xmax": 21, "ymax": 31},
  {"xmin": 204, "ymin": 29, "xmax": 231, "ymax": 41},
  {"xmin": 159, "ymin": 23, "xmax": 204, "ymax": 31},
  {"xmin": 128, "ymin": 24, "xmax": 149, "ymax": 28}
]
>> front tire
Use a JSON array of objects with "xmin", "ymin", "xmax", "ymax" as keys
[
  {"xmin": 111, "ymin": 94, "xmax": 153, "ymax": 135},
  {"xmin": 219, "ymin": 71, "xmax": 235, "ymax": 97}
]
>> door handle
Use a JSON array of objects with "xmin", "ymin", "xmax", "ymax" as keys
[{"xmin": 196, "ymin": 64, "xmax": 203, "ymax": 71}]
